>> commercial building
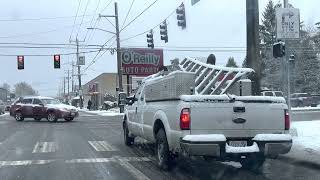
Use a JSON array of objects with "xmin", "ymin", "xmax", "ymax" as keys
[{"xmin": 82, "ymin": 73, "xmax": 142, "ymax": 109}]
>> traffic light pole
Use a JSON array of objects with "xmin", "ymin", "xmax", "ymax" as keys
[{"xmin": 283, "ymin": 0, "xmax": 292, "ymax": 112}]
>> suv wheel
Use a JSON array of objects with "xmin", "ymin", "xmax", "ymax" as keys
[
  {"xmin": 123, "ymin": 121, "xmax": 134, "ymax": 146},
  {"xmin": 47, "ymin": 112, "xmax": 57, "ymax": 122},
  {"xmin": 156, "ymin": 128, "xmax": 172, "ymax": 171},
  {"xmin": 15, "ymin": 111, "xmax": 24, "ymax": 121}
]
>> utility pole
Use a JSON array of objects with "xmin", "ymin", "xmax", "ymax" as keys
[
  {"xmin": 246, "ymin": 0, "xmax": 261, "ymax": 95},
  {"xmin": 99, "ymin": 2, "xmax": 124, "ymax": 112},
  {"xmin": 67, "ymin": 70, "xmax": 70, "ymax": 97},
  {"xmin": 115, "ymin": 2, "xmax": 123, "ymax": 93},
  {"xmin": 63, "ymin": 77, "xmax": 66, "ymax": 97},
  {"xmin": 76, "ymin": 38, "xmax": 83, "ymax": 108},
  {"xmin": 71, "ymin": 61, "xmax": 74, "ymax": 94}
]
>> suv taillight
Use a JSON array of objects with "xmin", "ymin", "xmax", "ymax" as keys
[
  {"xmin": 285, "ymin": 110, "xmax": 290, "ymax": 130},
  {"xmin": 180, "ymin": 108, "xmax": 190, "ymax": 130}
]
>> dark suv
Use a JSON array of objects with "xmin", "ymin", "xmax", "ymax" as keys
[{"xmin": 10, "ymin": 96, "xmax": 79, "ymax": 122}]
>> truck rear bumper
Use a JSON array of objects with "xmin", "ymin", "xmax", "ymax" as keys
[{"xmin": 180, "ymin": 134, "xmax": 292, "ymax": 158}]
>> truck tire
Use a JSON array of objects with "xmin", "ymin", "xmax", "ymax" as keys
[
  {"xmin": 123, "ymin": 122, "xmax": 134, "ymax": 146},
  {"xmin": 15, "ymin": 111, "xmax": 24, "ymax": 121},
  {"xmin": 156, "ymin": 128, "xmax": 172, "ymax": 171},
  {"xmin": 240, "ymin": 154, "xmax": 265, "ymax": 173}
]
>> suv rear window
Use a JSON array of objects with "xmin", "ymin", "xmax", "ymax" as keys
[
  {"xmin": 22, "ymin": 98, "xmax": 32, "ymax": 104},
  {"xmin": 264, "ymin": 92, "xmax": 274, "ymax": 96}
]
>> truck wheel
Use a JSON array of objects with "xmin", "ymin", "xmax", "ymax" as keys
[
  {"xmin": 156, "ymin": 128, "xmax": 172, "ymax": 171},
  {"xmin": 47, "ymin": 112, "xmax": 57, "ymax": 122},
  {"xmin": 15, "ymin": 111, "xmax": 24, "ymax": 121},
  {"xmin": 240, "ymin": 154, "xmax": 265, "ymax": 173},
  {"xmin": 123, "ymin": 122, "xmax": 134, "ymax": 146}
]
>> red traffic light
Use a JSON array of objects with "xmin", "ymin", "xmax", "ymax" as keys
[
  {"xmin": 54, "ymin": 55, "xmax": 60, "ymax": 61},
  {"xmin": 17, "ymin": 56, "xmax": 24, "ymax": 70},
  {"xmin": 54, "ymin": 54, "xmax": 61, "ymax": 69}
]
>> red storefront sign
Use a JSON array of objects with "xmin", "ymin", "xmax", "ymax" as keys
[{"xmin": 121, "ymin": 48, "xmax": 164, "ymax": 75}]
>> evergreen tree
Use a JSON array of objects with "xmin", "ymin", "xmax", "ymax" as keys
[
  {"xmin": 226, "ymin": 57, "xmax": 238, "ymax": 67},
  {"xmin": 259, "ymin": 0, "xmax": 282, "ymax": 90}
]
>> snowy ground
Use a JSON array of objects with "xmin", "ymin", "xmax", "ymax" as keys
[
  {"xmin": 287, "ymin": 120, "xmax": 320, "ymax": 164},
  {"xmin": 0, "ymin": 112, "xmax": 9, "ymax": 117},
  {"xmin": 80, "ymin": 108, "xmax": 123, "ymax": 117}
]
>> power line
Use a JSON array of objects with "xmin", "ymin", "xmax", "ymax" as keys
[
  {"xmin": 69, "ymin": 0, "xmax": 83, "ymax": 41},
  {"xmin": 0, "ymin": 45, "xmax": 103, "ymax": 50},
  {"xmin": 0, "ymin": 14, "xmax": 95, "ymax": 22},
  {"xmin": 0, "ymin": 20, "xmax": 92, "ymax": 39},
  {"xmin": 0, "ymin": 49, "xmax": 101, "ymax": 57},
  {"xmin": 76, "ymin": 0, "xmax": 92, "ymax": 37},
  {"xmin": 82, "ymin": 36, "xmax": 116, "ymax": 72},
  {"xmin": 120, "ymin": 0, "xmax": 159, "ymax": 32},
  {"xmin": 121, "ymin": 9, "xmax": 176, "ymax": 42},
  {"xmin": 100, "ymin": 0, "xmax": 114, "ymax": 13},
  {"xmin": 83, "ymin": 0, "xmax": 102, "ymax": 41},
  {"xmin": 121, "ymin": 0, "xmax": 136, "ymax": 29}
]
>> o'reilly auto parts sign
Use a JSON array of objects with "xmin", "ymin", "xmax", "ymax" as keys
[{"xmin": 121, "ymin": 48, "xmax": 164, "ymax": 75}]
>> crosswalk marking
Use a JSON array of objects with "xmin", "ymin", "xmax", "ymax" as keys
[
  {"xmin": 88, "ymin": 141, "xmax": 118, "ymax": 151},
  {"xmin": 32, "ymin": 142, "xmax": 57, "ymax": 153}
]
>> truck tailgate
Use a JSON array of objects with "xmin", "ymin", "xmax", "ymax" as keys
[{"xmin": 189, "ymin": 101, "xmax": 287, "ymax": 137}]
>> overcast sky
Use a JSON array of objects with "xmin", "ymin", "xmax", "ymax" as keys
[{"xmin": 0, "ymin": 0, "xmax": 319, "ymax": 96}]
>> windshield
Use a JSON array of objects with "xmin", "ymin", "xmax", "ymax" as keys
[
  {"xmin": 41, "ymin": 99, "xmax": 60, "ymax": 105},
  {"xmin": 275, "ymin": 92, "xmax": 283, "ymax": 97}
]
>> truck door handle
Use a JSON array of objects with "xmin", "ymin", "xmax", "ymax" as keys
[
  {"xmin": 135, "ymin": 107, "xmax": 137, "ymax": 114},
  {"xmin": 233, "ymin": 107, "xmax": 245, "ymax": 113}
]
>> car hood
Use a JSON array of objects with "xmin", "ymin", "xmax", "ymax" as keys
[{"xmin": 46, "ymin": 104, "xmax": 77, "ymax": 110}]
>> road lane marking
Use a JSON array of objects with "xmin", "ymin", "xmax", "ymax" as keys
[
  {"xmin": 0, "ymin": 160, "xmax": 54, "ymax": 167},
  {"xmin": 88, "ymin": 141, "xmax": 118, "ymax": 151},
  {"xmin": 115, "ymin": 156, "xmax": 151, "ymax": 180},
  {"xmin": 32, "ymin": 142, "xmax": 57, "ymax": 153}
]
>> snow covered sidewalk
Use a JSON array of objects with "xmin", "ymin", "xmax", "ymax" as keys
[
  {"xmin": 284, "ymin": 120, "xmax": 320, "ymax": 165},
  {"xmin": 80, "ymin": 108, "xmax": 124, "ymax": 117}
]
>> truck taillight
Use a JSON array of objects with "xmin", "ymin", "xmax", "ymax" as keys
[
  {"xmin": 180, "ymin": 108, "xmax": 190, "ymax": 130},
  {"xmin": 285, "ymin": 110, "xmax": 290, "ymax": 130}
]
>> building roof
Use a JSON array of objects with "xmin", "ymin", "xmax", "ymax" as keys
[{"xmin": 83, "ymin": 73, "xmax": 117, "ymax": 86}]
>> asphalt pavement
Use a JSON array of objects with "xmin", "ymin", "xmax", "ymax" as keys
[{"xmin": 0, "ymin": 112, "xmax": 319, "ymax": 180}]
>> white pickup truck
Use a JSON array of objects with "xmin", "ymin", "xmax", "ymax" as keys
[{"xmin": 123, "ymin": 71, "xmax": 292, "ymax": 171}]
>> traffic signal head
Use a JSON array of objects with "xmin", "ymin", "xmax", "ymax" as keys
[
  {"xmin": 273, "ymin": 42, "xmax": 285, "ymax": 58},
  {"xmin": 54, "ymin": 54, "xmax": 61, "ymax": 69},
  {"xmin": 17, "ymin": 56, "xmax": 24, "ymax": 70},
  {"xmin": 160, "ymin": 21, "xmax": 168, "ymax": 43},
  {"xmin": 146, "ymin": 30, "xmax": 154, "ymax": 49},
  {"xmin": 176, "ymin": 3, "xmax": 186, "ymax": 28}
]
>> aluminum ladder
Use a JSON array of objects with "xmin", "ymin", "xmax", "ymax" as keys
[{"xmin": 178, "ymin": 57, "xmax": 254, "ymax": 95}]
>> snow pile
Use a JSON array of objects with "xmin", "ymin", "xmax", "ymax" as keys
[
  {"xmin": 253, "ymin": 134, "xmax": 292, "ymax": 141},
  {"xmin": 82, "ymin": 108, "xmax": 123, "ymax": 117},
  {"xmin": 226, "ymin": 142, "xmax": 259, "ymax": 153},
  {"xmin": 182, "ymin": 134, "xmax": 226, "ymax": 142},
  {"xmin": 291, "ymin": 120, "xmax": 320, "ymax": 152},
  {"xmin": 292, "ymin": 106, "xmax": 320, "ymax": 111},
  {"xmin": 0, "ymin": 113, "xmax": 9, "ymax": 117}
]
